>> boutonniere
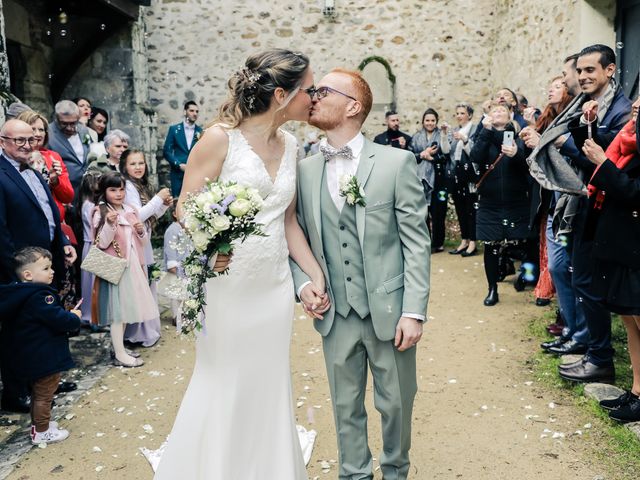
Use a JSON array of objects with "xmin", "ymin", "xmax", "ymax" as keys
[
  {"xmin": 194, "ymin": 131, "xmax": 202, "ymax": 143},
  {"xmin": 339, "ymin": 174, "xmax": 366, "ymax": 207},
  {"xmin": 82, "ymin": 133, "xmax": 92, "ymax": 145}
]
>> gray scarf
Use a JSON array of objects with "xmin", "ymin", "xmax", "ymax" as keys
[{"xmin": 527, "ymin": 79, "xmax": 619, "ymax": 235}]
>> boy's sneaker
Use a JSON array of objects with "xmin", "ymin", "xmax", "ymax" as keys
[{"xmin": 30, "ymin": 425, "xmax": 69, "ymax": 445}]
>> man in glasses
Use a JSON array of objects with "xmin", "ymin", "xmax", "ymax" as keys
[
  {"xmin": 0, "ymin": 119, "xmax": 76, "ymax": 413},
  {"xmin": 373, "ymin": 110, "xmax": 413, "ymax": 150},
  {"xmin": 48, "ymin": 100, "xmax": 92, "ymax": 192},
  {"xmin": 291, "ymin": 69, "xmax": 431, "ymax": 480}
]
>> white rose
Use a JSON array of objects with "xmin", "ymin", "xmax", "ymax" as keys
[
  {"xmin": 209, "ymin": 186, "xmax": 223, "ymax": 203},
  {"xmin": 339, "ymin": 175, "xmax": 350, "ymax": 190},
  {"xmin": 191, "ymin": 230, "xmax": 210, "ymax": 252},
  {"xmin": 184, "ymin": 215, "xmax": 199, "ymax": 232},
  {"xmin": 194, "ymin": 193, "xmax": 209, "ymax": 209},
  {"xmin": 211, "ymin": 215, "xmax": 231, "ymax": 231},
  {"xmin": 184, "ymin": 299, "xmax": 199, "ymax": 310},
  {"xmin": 228, "ymin": 198, "xmax": 252, "ymax": 217},
  {"xmin": 346, "ymin": 193, "xmax": 356, "ymax": 205},
  {"xmin": 227, "ymin": 184, "xmax": 244, "ymax": 197}
]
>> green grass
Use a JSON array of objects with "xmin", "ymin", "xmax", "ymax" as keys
[{"xmin": 527, "ymin": 310, "xmax": 640, "ymax": 478}]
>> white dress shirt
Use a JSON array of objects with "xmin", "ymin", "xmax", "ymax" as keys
[
  {"xmin": 321, "ymin": 132, "xmax": 364, "ymax": 211},
  {"xmin": 183, "ymin": 121, "xmax": 196, "ymax": 149},
  {"xmin": 68, "ymin": 133, "xmax": 85, "ymax": 163}
]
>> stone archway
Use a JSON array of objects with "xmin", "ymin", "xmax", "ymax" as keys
[{"xmin": 358, "ymin": 56, "xmax": 396, "ymax": 113}]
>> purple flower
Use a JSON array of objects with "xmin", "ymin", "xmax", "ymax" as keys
[
  {"xmin": 221, "ymin": 194, "xmax": 236, "ymax": 207},
  {"xmin": 209, "ymin": 203, "xmax": 226, "ymax": 215}
]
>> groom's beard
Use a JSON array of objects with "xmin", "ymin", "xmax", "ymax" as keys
[{"xmin": 310, "ymin": 103, "xmax": 345, "ymax": 131}]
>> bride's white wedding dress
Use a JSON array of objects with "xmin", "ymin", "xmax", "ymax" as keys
[{"xmin": 154, "ymin": 128, "xmax": 308, "ymax": 479}]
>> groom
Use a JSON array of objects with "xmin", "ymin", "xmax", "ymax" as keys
[{"xmin": 291, "ymin": 69, "xmax": 431, "ymax": 480}]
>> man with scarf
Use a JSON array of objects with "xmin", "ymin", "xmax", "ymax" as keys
[{"xmin": 527, "ymin": 44, "xmax": 632, "ymax": 383}]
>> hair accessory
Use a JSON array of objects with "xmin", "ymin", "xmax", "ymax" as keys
[{"xmin": 236, "ymin": 67, "xmax": 262, "ymax": 111}]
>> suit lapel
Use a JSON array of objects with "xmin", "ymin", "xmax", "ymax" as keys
[
  {"xmin": 0, "ymin": 156, "xmax": 45, "ymax": 211},
  {"xmin": 309, "ymin": 154, "xmax": 325, "ymax": 250},
  {"xmin": 176, "ymin": 123, "xmax": 188, "ymax": 151},
  {"xmin": 355, "ymin": 140, "xmax": 376, "ymax": 248}
]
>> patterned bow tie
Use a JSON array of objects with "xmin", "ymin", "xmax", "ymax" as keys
[{"xmin": 320, "ymin": 144, "xmax": 353, "ymax": 162}]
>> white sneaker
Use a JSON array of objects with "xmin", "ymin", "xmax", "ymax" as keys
[
  {"xmin": 30, "ymin": 426, "xmax": 69, "ymax": 445},
  {"xmin": 30, "ymin": 421, "xmax": 59, "ymax": 430}
]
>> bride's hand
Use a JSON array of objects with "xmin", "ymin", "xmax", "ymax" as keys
[
  {"xmin": 310, "ymin": 280, "xmax": 331, "ymax": 315},
  {"xmin": 212, "ymin": 254, "xmax": 232, "ymax": 273}
]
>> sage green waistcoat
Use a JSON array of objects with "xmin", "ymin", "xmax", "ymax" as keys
[{"xmin": 321, "ymin": 170, "xmax": 370, "ymax": 319}]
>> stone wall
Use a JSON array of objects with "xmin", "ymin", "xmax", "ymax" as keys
[{"xmin": 141, "ymin": 0, "xmax": 617, "ymax": 144}]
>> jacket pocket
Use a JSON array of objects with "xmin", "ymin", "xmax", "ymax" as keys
[
  {"xmin": 366, "ymin": 200, "xmax": 393, "ymax": 213},
  {"xmin": 383, "ymin": 273, "xmax": 404, "ymax": 293}
]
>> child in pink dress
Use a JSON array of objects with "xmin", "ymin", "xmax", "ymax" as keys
[{"xmin": 91, "ymin": 172, "xmax": 158, "ymax": 367}]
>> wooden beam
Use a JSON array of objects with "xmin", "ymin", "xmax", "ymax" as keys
[{"xmin": 96, "ymin": 0, "xmax": 143, "ymax": 19}]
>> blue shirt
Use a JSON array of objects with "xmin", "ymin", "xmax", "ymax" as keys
[{"xmin": 5, "ymin": 154, "xmax": 56, "ymax": 241}]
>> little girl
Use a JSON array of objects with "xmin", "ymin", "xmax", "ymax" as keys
[
  {"xmin": 77, "ymin": 171, "xmax": 102, "ymax": 326},
  {"xmin": 119, "ymin": 149, "xmax": 172, "ymax": 347},
  {"xmin": 92, "ymin": 172, "xmax": 158, "ymax": 367}
]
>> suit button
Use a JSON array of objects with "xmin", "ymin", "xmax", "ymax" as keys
[
  {"xmin": 346, "ymin": 277, "xmax": 352, "ymax": 282},
  {"xmin": 344, "ymin": 260, "xmax": 350, "ymax": 265},
  {"xmin": 339, "ymin": 225, "xmax": 345, "ymax": 230},
  {"xmin": 342, "ymin": 243, "xmax": 347, "ymax": 248}
]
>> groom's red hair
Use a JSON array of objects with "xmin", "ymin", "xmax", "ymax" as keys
[{"xmin": 330, "ymin": 68, "xmax": 373, "ymax": 122}]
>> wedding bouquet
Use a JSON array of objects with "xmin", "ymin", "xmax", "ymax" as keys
[{"xmin": 180, "ymin": 179, "xmax": 265, "ymax": 334}]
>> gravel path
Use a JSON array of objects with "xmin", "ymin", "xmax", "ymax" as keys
[{"xmin": 3, "ymin": 253, "xmax": 605, "ymax": 479}]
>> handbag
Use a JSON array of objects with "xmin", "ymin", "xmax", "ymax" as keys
[{"xmin": 81, "ymin": 229, "xmax": 127, "ymax": 285}]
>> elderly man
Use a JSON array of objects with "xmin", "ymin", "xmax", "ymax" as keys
[
  {"xmin": 0, "ymin": 119, "xmax": 77, "ymax": 413},
  {"xmin": 48, "ymin": 100, "xmax": 91, "ymax": 192}
]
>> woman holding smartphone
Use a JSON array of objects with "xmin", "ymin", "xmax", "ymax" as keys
[{"xmin": 470, "ymin": 101, "xmax": 534, "ymax": 306}]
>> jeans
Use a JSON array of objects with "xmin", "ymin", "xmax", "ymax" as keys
[{"xmin": 545, "ymin": 216, "xmax": 589, "ymax": 344}]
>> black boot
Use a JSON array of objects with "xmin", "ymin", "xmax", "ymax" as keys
[{"xmin": 483, "ymin": 285, "xmax": 499, "ymax": 306}]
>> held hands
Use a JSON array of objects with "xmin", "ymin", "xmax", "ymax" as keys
[
  {"xmin": 501, "ymin": 143, "xmax": 518, "ymax": 158},
  {"xmin": 582, "ymin": 139, "xmax": 608, "ymax": 165},
  {"xmin": 212, "ymin": 253, "xmax": 233, "ymax": 273},
  {"xmin": 106, "ymin": 210, "xmax": 119, "ymax": 225},
  {"xmin": 394, "ymin": 316, "xmax": 423, "ymax": 351},
  {"xmin": 157, "ymin": 187, "xmax": 173, "ymax": 205},
  {"xmin": 133, "ymin": 222, "xmax": 145, "ymax": 236},
  {"xmin": 300, "ymin": 282, "xmax": 331, "ymax": 320},
  {"xmin": 582, "ymin": 100, "xmax": 599, "ymax": 122},
  {"xmin": 63, "ymin": 245, "xmax": 77, "ymax": 267},
  {"xmin": 519, "ymin": 127, "xmax": 541, "ymax": 149}
]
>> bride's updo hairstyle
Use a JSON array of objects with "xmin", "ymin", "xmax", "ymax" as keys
[{"xmin": 216, "ymin": 49, "xmax": 310, "ymax": 128}]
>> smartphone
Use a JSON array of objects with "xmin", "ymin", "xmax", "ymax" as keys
[{"xmin": 503, "ymin": 131, "xmax": 514, "ymax": 147}]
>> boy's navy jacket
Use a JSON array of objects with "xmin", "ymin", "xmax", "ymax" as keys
[{"xmin": 0, "ymin": 283, "xmax": 80, "ymax": 382}]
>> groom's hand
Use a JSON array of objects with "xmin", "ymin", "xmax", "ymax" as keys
[
  {"xmin": 300, "ymin": 284, "xmax": 330, "ymax": 320},
  {"xmin": 394, "ymin": 316, "xmax": 423, "ymax": 351}
]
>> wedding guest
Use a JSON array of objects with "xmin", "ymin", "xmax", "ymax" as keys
[
  {"xmin": 87, "ymin": 129, "xmax": 129, "ymax": 173},
  {"xmin": 17, "ymin": 111, "xmax": 74, "ymax": 221},
  {"xmin": 163, "ymin": 101, "xmax": 202, "ymax": 196},
  {"xmin": 86, "ymin": 107, "xmax": 109, "ymax": 164},
  {"xmin": 5, "ymin": 101, "xmax": 32, "ymax": 120},
  {"xmin": 582, "ymin": 99, "xmax": 640, "ymax": 422},
  {"xmin": 92, "ymin": 172, "xmax": 157, "ymax": 367},
  {"xmin": 119, "ymin": 149, "xmax": 172, "ymax": 347},
  {"xmin": 47, "ymin": 100, "xmax": 91, "ymax": 192},
  {"xmin": 410, "ymin": 108, "xmax": 448, "ymax": 252},
  {"xmin": 374, "ymin": 110, "xmax": 412, "ymax": 150},
  {"xmin": 162, "ymin": 200, "xmax": 191, "ymax": 328},
  {"xmin": 0, "ymin": 247, "xmax": 80, "ymax": 445},
  {"xmin": 447, "ymin": 103, "xmax": 479, "ymax": 257},
  {"xmin": 470, "ymin": 102, "xmax": 533, "ymax": 306},
  {"xmin": 76, "ymin": 170, "xmax": 102, "ymax": 327},
  {"xmin": 73, "ymin": 97, "xmax": 92, "ymax": 126},
  {"xmin": 494, "ymin": 87, "xmax": 527, "ymax": 129}
]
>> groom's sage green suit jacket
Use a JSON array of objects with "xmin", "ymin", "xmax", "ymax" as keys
[{"xmin": 291, "ymin": 138, "xmax": 431, "ymax": 341}]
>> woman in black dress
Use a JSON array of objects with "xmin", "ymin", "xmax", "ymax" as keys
[
  {"xmin": 582, "ymin": 96, "xmax": 640, "ymax": 423},
  {"xmin": 471, "ymin": 101, "xmax": 534, "ymax": 306}
]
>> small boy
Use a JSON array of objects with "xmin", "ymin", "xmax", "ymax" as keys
[
  {"xmin": 0, "ymin": 247, "xmax": 81, "ymax": 445},
  {"xmin": 161, "ymin": 200, "xmax": 191, "ymax": 329}
]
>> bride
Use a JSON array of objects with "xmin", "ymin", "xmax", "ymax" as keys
[{"xmin": 154, "ymin": 50, "xmax": 329, "ymax": 479}]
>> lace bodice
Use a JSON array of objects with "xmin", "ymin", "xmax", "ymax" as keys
[{"xmin": 216, "ymin": 128, "xmax": 297, "ymax": 282}]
